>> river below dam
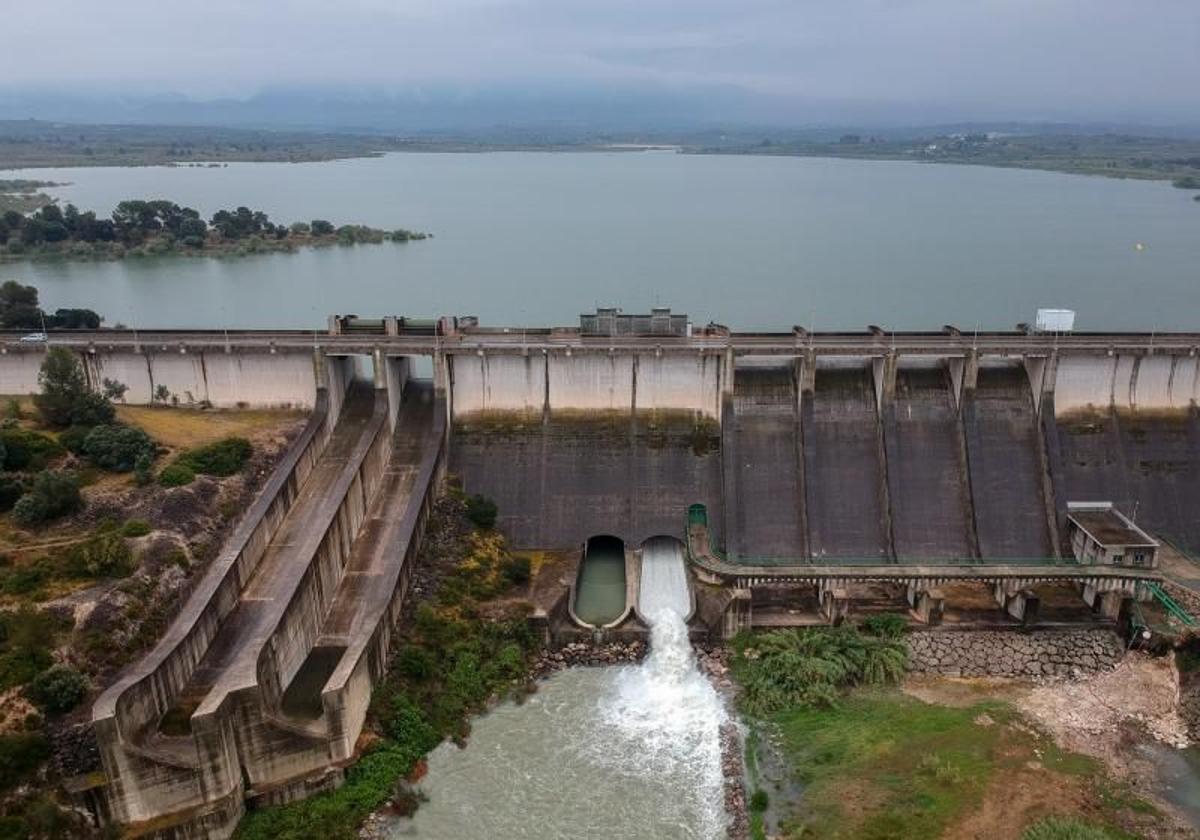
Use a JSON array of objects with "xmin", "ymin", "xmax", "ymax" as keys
[
  {"xmin": 392, "ymin": 540, "xmax": 727, "ymax": 839},
  {"xmin": 6, "ymin": 151, "xmax": 1200, "ymax": 331}
]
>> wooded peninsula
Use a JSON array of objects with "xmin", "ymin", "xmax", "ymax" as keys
[{"xmin": 0, "ymin": 199, "xmax": 427, "ymax": 262}]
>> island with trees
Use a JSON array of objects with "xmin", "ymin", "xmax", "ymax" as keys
[
  {"xmin": 0, "ymin": 199, "xmax": 428, "ymax": 262},
  {"xmin": 0, "ymin": 180, "xmax": 62, "ymax": 215}
]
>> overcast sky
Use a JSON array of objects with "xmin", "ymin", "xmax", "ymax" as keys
[{"xmin": 3, "ymin": 0, "xmax": 1199, "ymax": 124}]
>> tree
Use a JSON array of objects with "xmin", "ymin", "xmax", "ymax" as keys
[
  {"xmin": 465, "ymin": 494, "xmax": 498, "ymax": 529},
  {"xmin": 46, "ymin": 309, "xmax": 102, "ymax": 329},
  {"xmin": 34, "ymin": 348, "xmax": 86, "ymax": 427},
  {"xmin": 34, "ymin": 348, "xmax": 114, "ymax": 428},
  {"xmin": 101, "ymin": 378, "xmax": 128, "ymax": 401},
  {"xmin": 310, "ymin": 219, "xmax": 335, "ymax": 236},
  {"xmin": 0, "ymin": 281, "xmax": 42, "ymax": 330}
]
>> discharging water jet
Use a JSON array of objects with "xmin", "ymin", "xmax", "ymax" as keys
[{"xmin": 397, "ymin": 537, "xmax": 729, "ymax": 839}]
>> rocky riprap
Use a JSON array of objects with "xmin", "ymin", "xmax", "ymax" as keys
[
  {"xmin": 528, "ymin": 640, "xmax": 646, "ymax": 678},
  {"xmin": 719, "ymin": 721, "xmax": 749, "ymax": 840},
  {"xmin": 907, "ymin": 629, "xmax": 1124, "ymax": 678}
]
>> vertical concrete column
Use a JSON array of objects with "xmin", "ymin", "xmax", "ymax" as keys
[
  {"xmin": 1030, "ymin": 350, "xmax": 1063, "ymax": 557},
  {"xmin": 820, "ymin": 580, "xmax": 849, "ymax": 625},
  {"xmin": 906, "ymin": 582, "xmax": 945, "ymax": 625},
  {"xmin": 799, "ymin": 349, "xmax": 817, "ymax": 396},
  {"xmin": 871, "ymin": 353, "xmax": 898, "ymax": 412},
  {"xmin": 723, "ymin": 589, "xmax": 753, "ymax": 639},
  {"xmin": 372, "ymin": 347, "xmax": 386, "ymax": 390},
  {"xmin": 721, "ymin": 347, "xmax": 735, "ymax": 400},
  {"xmin": 993, "ymin": 582, "xmax": 1040, "ymax": 626},
  {"xmin": 312, "ymin": 347, "xmax": 328, "ymax": 390}
]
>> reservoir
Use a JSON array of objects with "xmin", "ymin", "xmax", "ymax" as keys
[{"xmin": 4, "ymin": 151, "xmax": 1198, "ymax": 330}]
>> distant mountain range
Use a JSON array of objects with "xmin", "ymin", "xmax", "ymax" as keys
[{"xmin": 2, "ymin": 86, "xmax": 1199, "ymax": 140}]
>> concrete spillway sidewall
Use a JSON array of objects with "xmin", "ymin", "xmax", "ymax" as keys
[
  {"xmin": 92, "ymin": 390, "xmax": 331, "ymax": 737},
  {"xmin": 632, "ymin": 537, "xmax": 696, "ymax": 626},
  {"xmin": 569, "ymin": 538, "xmax": 632, "ymax": 630},
  {"xmin": 243, "ymin": 393, "xmax": 392, "ymax": 719},
  {"xmin": 321, "ymin": 396, "xmax": 447, "ymax": 760}
]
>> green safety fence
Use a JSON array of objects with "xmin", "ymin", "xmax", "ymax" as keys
[{"xmin": 1143, "ymin": 581, "xmax": 1198, "ymax": 628}]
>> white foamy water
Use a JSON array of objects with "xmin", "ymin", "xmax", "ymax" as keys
[
  {"xmin": 639, "ymin": 536, "xmax": 692, "ymax": 620},
  {"xmin": 396, "ymin": 538, "xmax": 727, "ymax": 839}
]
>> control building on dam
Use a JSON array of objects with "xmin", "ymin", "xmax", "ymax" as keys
[{"xmin": 2, "ymin": 310, "xmax": 1197, "ymax": 837}]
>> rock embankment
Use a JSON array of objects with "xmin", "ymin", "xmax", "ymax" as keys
[
  {"xmin": 528, "ymin": 640, "xmax": 645, "ymax": 679},
  {"xmin": 907, "ymin": 629, "xmax": 1123, "ymax": 678},
  {"xmin": 719, "ymin": 722, "xmax": 749, "ymax": 840}
]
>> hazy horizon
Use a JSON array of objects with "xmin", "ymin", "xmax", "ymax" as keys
[{"xmin": 2, "ymin": 1, "xmax": 1199, "ymax": 131}]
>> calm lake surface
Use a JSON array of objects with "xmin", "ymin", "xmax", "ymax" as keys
[{"xmin": 6, "ymin": 152, "xmax": 1198, "ymax": 330}]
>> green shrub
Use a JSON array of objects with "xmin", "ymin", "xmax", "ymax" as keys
[
  {"xmin": 133, "ymin": 453, "xmax": 153, "ymax": 486},
  {"xmin": 25, "ymin": 665, "xmax": 87, "ymax": 714},
  {"xmin": 68, "ymin": 392, "xmax": 116, "ymax": 427},
  {"xmin": 177, "ymin": 437, "xmax": 252, "ymax": 476},
  {"xmin": 0, "ymin": 732, "xmax": 49, "ymax": 792},
  {"xmin": 733, "ymin": 626, "xmax": 908, "ymax": 717},
  {"xmin": 65, "ymin": 532, "xmax": 132, "ymax": 578},
  {"xmin": 11, "ymin": 471, "xmax": 82, "ymax": 525},
  {"xmin": 862, "ymin": 613, "xmax": 908, "ymax": 639},
  {"xmin": 382, "ymin": 693, "xmax": 439, "ymax": 754},
  {"xmin": 395, "ymin": 646, "xmax": 435, "ymax": 681},
  {"xmin": 57, "ymin": 425, "xmax": 92, "ymax": 455},
  {"xmin": 158, "ymin": 463, "xmax": 195, "ymax": 487},
  {"xmin": 0, "ymin": 608, "xmax": 63, "ymax": 692},
  {"xmin": 464, "ymin": 494, "xmax": 498, "ymax": 530},
  {"xmin": 0, "ymin": 565, "xmax": 47, "ymax": 596},
  {"xmin": 0, "ymin": 475, "xmax": 24, "ymax": 512},
  {"xmin": 749, "ymin": 789, "xmax": 769, "ymax": 813},
  {"xmin": 82, "ymin": 424, "xmax": 156, "ymax": 472},
  {"xmin": 501, "ymin": 555, "xmax": 531, "ymax": 587},
  {"xmin": 0, "ymin": 428, "xmax": 64, "ymax": 471},
  {"xmin": 1022, "ymin": 817, "xmax": 1124, "ymax": 840},
  {"xmin": 121, "ymin": 519, "xmax": 152, "ymax": 538}
]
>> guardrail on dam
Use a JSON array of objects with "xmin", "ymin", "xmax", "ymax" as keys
[{"xmin": 1, "ymin": 321, "xmax": 1196, "ymax": 836}]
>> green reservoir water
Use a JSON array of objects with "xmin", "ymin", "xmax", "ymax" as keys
[
  {"xmin": 574, "ymin": 539, "xmax": 626, "ymax": 626},
  {"xmin": 6, "ymin": 152, "xmax": 1199, "ymax": 330}
]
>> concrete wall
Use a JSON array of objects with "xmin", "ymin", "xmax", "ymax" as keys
[
  {"xmin": 803, "ymin": 365, "xmax": 890, "ymax": 559},
  {"xmin": 634, "ymin": 353, "xmax": 721, "ymax": 419},
  {"xmin": 94, "ymin": 350, "xmax": 318, "ymax": 409},
  {"xmin": 725, "ymin": 364, "xmax": 807, "ymax": 559},
  {"xmin": 1055, "ymin": 354, "xmax": 1200, "ymax": 415},
  {"xmin": 450, "ymin": 353, "xmax": 546, "ymax": 417},
  {"xmin": 883, "ymin": 367, "xmax": 974, "ymax": 559},
  {"xmin": 547, "ymin": 353, "xmax": 633, "ymax": 414},
  {"xmin": 450, "ymin": 351, "xmax": 722, "ymax": 422},
  {"xmin": 963, "ymin": 363, "xmax": 1054, "ymax": 558},
  {"xmin": 0, "ymin": 350, "xmax": 45, "ymax": 395},
  {"xmin": 452, "ymin": 417, "xmax": 723, "ymax": 549}
]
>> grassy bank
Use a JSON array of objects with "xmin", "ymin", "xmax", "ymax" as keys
[{"xmin": 745, "ymin": 682, "xmax": 1168, "ymax": 839}]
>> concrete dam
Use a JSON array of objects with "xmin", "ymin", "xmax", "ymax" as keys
[{"xmin": 1, "ymin": 314, "xmax": 1196, "ymax": 836}]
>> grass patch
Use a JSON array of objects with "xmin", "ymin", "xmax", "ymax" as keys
[
  {"xmin": 770, "ymin": 690, "xmax": 1005, "ymax": 838},
  {"xmin": 1022, "ymin": 816, "xmax": 1130, "ymax": 840},
  {"xmin": 114, "ymin": 405, "xmax": 301, "ymax": 449},
  {"xmin": 762, "ymin": 688, "xmax": 1161, "ymax": 839}
]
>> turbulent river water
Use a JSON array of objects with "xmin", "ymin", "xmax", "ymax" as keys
[{"xmin": 395, "ymin": 540, "xmax": 727, "ymax": 839}]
